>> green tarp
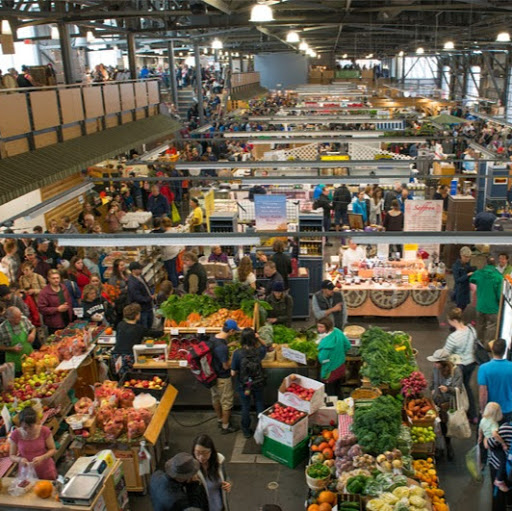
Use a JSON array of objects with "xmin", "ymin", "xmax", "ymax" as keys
[{"xmin": 0, "ymin": 114, "xmax": 181, "ymax": 205}]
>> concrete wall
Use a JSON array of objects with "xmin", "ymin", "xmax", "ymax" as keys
[{"xmin": 254, "ymin": 52, "xmax": 308, "ymax": 89}]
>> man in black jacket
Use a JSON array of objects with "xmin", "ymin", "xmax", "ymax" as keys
[
  {"xmin": 149, "ymin": 453, "xmax": 208, "ymax": 511},
  {"xmin": 333, "ymin": 184, "xmax": 352, "ymax": 230},
  {"xmin": 314, "ymin": 187, "xmax": 333, "ymax": 246},
  {"xmin": 127, "ymin": 261, "xmax": 155, "ymax": 329}
]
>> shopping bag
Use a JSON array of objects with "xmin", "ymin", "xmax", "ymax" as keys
[
  {"xmin": 459, "ymin": 384, "xmax": 470, "ymax": 413},
  {"xmin": 171, "ymin": 202, "xmax": 181, "ymax": 224},
  {"xmin": 1, "ymin": 362, "xmax": 15, "ymax": 390},
  {"xmin": 9, "ymin": 462, "xmax": 38, "ymax": 496},
  {"xmin": 446, "ymin": 387, "xmax": 471, "ymax": 439},
  {"xmin": 466, "ymin": 443, "xmax": 483, "ymax": 482}
]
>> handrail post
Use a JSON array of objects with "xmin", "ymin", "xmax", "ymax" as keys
[{"xmin": 127, "ymin": 33, "xmax": 137, "ymax": 80}]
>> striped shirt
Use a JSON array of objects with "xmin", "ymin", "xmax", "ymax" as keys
[
  {"xmin": 487, "ymin": 423, "xmax": 512, "ymax": 470},
  {"xmin": 443, "ymin": 326, "xmax": 476, "ymax": 365}
]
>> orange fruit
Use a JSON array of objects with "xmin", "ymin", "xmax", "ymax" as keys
[
  {"xmin": 318, "ymin": 491, "xmax": 336, "ymax": 505},
  {"xmin": 322, "ymin": 430, "xmax": 333, "ymax": 440},
  {"xmin": 318, "ymin": 503, "xmax": 332, "ymax": 511},
  {"xmin": 328, "ymin": 438, "xmax": 335, "ymax": 448},
  {"xmin": 318, "ymin": 442, "xmax": 329, "ymax": 451},
  {"xmin": 322, "ymin": 447, "xmax": 334, "ymax": 460},
  {"xmin": 307, "ymin": 505, "xmax": 320, "ymax": 511},
  {"xmin": 332, "ymin": 429, "xmax": 339, "ymax": 440}
]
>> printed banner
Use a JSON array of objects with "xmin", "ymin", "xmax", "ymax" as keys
[{"xmin": 254, "ymin": 194, "xmax": 287, "ymax": 231}]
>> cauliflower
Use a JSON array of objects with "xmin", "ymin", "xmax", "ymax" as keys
[
  {"xmin": 409, "ymin": 486, "xmax": 426, "ymax": 498},
  {"xmin": 394, "ymin": 500, "xmax": 410, "ymax": 511},
  {"xmin": 392, "ymin": 487, "xmax": 410, "ymax": 499},
  {"xmin": 367, "ymin": 499, "xmax": 385, "ymax": 511},
  {"xmin": 408, "ymin": 496, "xmax": 427, "ymax": 508},
  {"xmin": 381, "ymin": 492, "xmax": 399, "ymax": 505}
]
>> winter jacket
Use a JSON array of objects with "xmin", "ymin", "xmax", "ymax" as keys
[
  {"xmin": 318, "ymin": 328, "xmax": 352, "ymax": 380},
  {"xmin": 127, "ymin": 275, "xmax": 154, "ymax": 311},
  {"xmin": 314, "ymin": 194, "xmax": 332, "ymax": 213},
  {"xmin": 351, "ymin": 199, "xmax": 368, "ymax": 223},
  {"xmin": 333, "ymin": 186, "xmax": 352, "ymax": 212},
  {"xmin": 37, "ymin": 284, "xmax": 73, "ymax": 329},
  {"xmin": 271, "ymin": 252, "xmax": 292, "ymax": 290},
  {"xmin": 183, "ymin": 262, "xmax": 208, "ymax": 295},
  {"xmin": 149, "ymin": 471, "xmax": 209, "ymax": 511},
  {"xmin": 267, "ymin": 293, "xmax": 293, "ymax": 327},
  {"xmin": 147, "ymin": 194, "xmax": 170, "ymax": 218},
  {"xmin": 451, "ymin": 258, "xmax": 476, "ymax": 309},
  {"xmin": 470, "ymin": 265, "xmax": 503, "ymax": 314},
  {"xmin": 312, "ymin": 290, "xmax": 347, "ymax": 330}
]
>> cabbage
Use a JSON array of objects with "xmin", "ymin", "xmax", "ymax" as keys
[
  {"xmin": 367, "ymin": 499, "xmax": 385, "ymax": 511},
  {"xmin": 394, "ymin": 500, "xmax": 410, "ymax": 511},
  {"xmin": 381, "ymin": 492, "xmax": 399, "ymax": 505},
  {"xmin": 408, "ymin": 496, "xmax": 427, "ymax": 508},
  {"xmin": 409, "ymin": 486, "xmax": 425, "ymax": 498}
]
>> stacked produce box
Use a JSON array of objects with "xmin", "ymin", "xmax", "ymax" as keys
[
  {"xmin": 304, "ymin": 327, "xmax": 449, "ymax": 511},
  {"xmin": 259, "ymin": 374, "xmax": 325, "ymax": 468}
]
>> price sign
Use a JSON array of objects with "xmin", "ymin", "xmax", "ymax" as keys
[
  {"xmin": 171, "ymin": 328, "xmax": 179, "ymax": 336},
  {"xmin": 197, "ymin": 327, "xmax": 206, "ymax": 334},
  {"xmin": 179, "ymin": 360, "xmax": 188, "ymax": 367},
  {"xmin": 281, "ymin": 347, "xmax": 307, "ymax": 365}
]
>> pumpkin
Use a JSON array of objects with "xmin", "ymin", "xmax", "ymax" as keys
[
  {"xmin": 317, "ymin": 491, "xmax": 336, "ymax": 505},
  {"xmin": 307, "ymin": 505, "xmax": 320, "ymax": 511},
  {"xmin": 34, "ymin": 480, "xmax": 53, "ymax": 499},
  {"xmin": 318, "ymin": 504, "xmax": 332, "ymax": 511}
]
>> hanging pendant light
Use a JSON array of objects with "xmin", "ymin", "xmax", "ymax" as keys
[
  {"xmin": 398, "ymin": 51, "xmax": 404, "ymax": 57},
  {"xmin": 497, "ymin": 32, "xmax": 511, "ymax": 42},
  {"xmin": 416, "ymin": 47, "xmax": 424, "ymax": 55},
  {"xmin": 286, "ymin": 31, "xmax": 300, "ymax": 43},
  {"xmin": 211, "ymin": 38, "xmax": 223, "ymax": 50},
  {"xmin": 299, "ymin": 41, "xmax": 308, "ymax": 52},
  {"xmin": 342, "ymin": 53, "xmax": 348, "ymax": 58},
  {"xmin": 249, "ymin": 2, "xmax": 274, "ymax": 22},
  {"xmin": 443, "ymin": 41, "xmax": 455, "ymax": 50},
  {"xmin": 86, "ymin": 31, "xmax": 95, "ymax": 43},
  {"xmin": 51, "ymin": 25, "xmax": 59, "ymax": 40}
]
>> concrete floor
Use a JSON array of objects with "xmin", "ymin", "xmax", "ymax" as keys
[{"xmin": 128, "ymin": 241, "xmax": 492, "ymax": 511}]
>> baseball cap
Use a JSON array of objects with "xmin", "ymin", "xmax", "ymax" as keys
[
  {"xmin": 321, "ymin": 280, "xmax": 335, "ymax": 290},
  {"xmin": 36, "ymin": 238, "xmax": 50, "ymax": 245},
  {"xmin": 224, "ymin": 319, "xmax": 240, "ymax": 332},
  {"xmin": 129, "ymin": 261, "xmax": 143, "ymax": 271}
]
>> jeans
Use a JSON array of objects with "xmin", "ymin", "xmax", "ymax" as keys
[
  {"xmin": 476, "ymin": 312, "xmax": 498, "ymax": 347},
  {"xmin": 323, "ymin": 211, "xmax": 331, "ymax": 232},
  {"xmin": 164, "ymin": 257, "xmax": 179, "ymax": 287},
  {"xmin": 490, "ymin": 466, "xmax": 512, "ymax": 511},
  {"xmin": 460, "ymin": 362, "xmax": 478, "ymax": 420},
  {"xmin": 139, "ymin": 309, "xmax": 153, "ymax": 329},
  {"xmin": 239, "ymin": 387, "xmax": 265, "ymax": 434},
  {"xmin": 334, "ymin": 209, "xmax": 349, "ymax": 226}
]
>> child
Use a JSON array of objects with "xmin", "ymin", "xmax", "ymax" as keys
[{"xmin": 479, "ymin": 402, "xmax": 509, "ymax": 492}]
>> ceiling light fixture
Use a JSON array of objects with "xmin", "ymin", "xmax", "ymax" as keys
[
  {"xmin": 211, "ymin": 38, "xmax": 223, "ymax": 50},
  {"xmin": 249, "ymin": 2, "xmax": 274, "ymax": 22},
  {"xmin": 497, "ymin": 32, "xmax": 511, "ymax": 42},
  {"xmin": 50, "ymin": 25, "xmax": 59, "ymax": 40},
  {"xmin": 398, "ymin": 51, "xmax": 404, "ymax": 57},
  {"xmin": 299, "ymin": 41, "xmax": 308, "ymax": 51},
  {"xmin": 366, "ymin": 53, "xmax": 374, "ymax": 59},
  {"xmin": 416, "ymin": 47, "xmax": 424, "ymax": 55},
  {"xmin": 286, "ymin": 31, "xmax": 300, "ymax": 43},
  {"xmin": 443, "ymin": 41, "xmax": 455, "ymax": 50},
  {"xmin": 342, "ymin": 53, "xmax": 348, "ymax": 58},
  {"xmin": 86, "ymin": 30, "xmax": 95, "ymax": 43},
  {"xmin": 1, "ymin": 20, "xmax": 12, "ymax": 36}
]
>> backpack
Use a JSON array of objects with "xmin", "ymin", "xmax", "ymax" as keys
[
  {"xmin": 239, "ymin": 348, "xmax": 265, "ymax": 395},
  {"xmin": 468, "ymin": 326, "xmax": 491, "ymax": 365},
  {"xmin": 186, "ymin": 340, "xmax": 218, "ymax": 388}
]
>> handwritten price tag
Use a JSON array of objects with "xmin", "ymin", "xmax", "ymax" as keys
[
  {"xmin": 197, "ymin": 327, "xmax": 206, "ymax": 334},
  {"xmin": 179, "ymin": 360, "xmax": 188, "ymax": 367},
  {"xmin": 171, "ymin": 328, "xmax": 179, "ymax": 336}
]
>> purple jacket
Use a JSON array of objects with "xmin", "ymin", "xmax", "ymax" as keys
[{"xmin": 37, "ymin": 284, "xmax": 73, "ymax": 329}]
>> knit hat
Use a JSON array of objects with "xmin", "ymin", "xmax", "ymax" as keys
[
  {"xmin": 0, "ymin": 285, "xmax": 10, "ymax": 298},
  {"xmin": 165, "ymin": 453, "xmax": 199, "ymax": 481},
  {"xmin": 129, "ymin": 261, "xmax": 143, "ymax": 271},
  {"xmin": 272, "ymin": 281, "xmax": 285, "ymax": 292}
]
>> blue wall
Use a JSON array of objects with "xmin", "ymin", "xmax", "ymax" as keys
[{"xmin": 254, "ymin": 52, "xmax": 308, "ymax": 90}]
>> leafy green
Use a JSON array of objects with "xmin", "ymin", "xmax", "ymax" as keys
[
  {"xmin": 289, "ymin": 339, "xmax": 318, "ymax": 361},
  {"xmin": 158, "ymin": 294, "xmax": 219, "ymax": 322},
  {"xmin": 352, "ymin": 395, "xmax": 403, "ymax": 454},
  {"xmin": 272, "ymin": 324, "xmax": 297, "ymax": 344},
  {"xmin": 214, "ymin": 283, "xmax": 255, "ymax": 309},
  {"xmin": 360, "ymin": 328, "xmax": 416, "ymax": 386}
]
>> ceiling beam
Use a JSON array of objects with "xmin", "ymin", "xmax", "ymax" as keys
[{"xmin": 201, "ymin": 0, "xmax": 232, "ymax": 15}]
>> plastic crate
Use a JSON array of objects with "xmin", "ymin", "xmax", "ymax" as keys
[
  {"xmin": 262, "ymin": 435, "xmax": 309, "ymax": 468},
  {"xmin": 339, "ymin": 493, "xmax": 362, "ymax": 511},
  {"xmin": 119, "ymin": 371, "xmax": 169, "ymax": 398}
]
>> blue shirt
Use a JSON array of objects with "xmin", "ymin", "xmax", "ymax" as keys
[{"xmin": 477, "ymin": 359, "xmax": 512, "ymax": 414}]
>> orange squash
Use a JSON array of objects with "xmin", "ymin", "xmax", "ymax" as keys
[
  {"xmin": 317, "ymin": 491, "xmax": 336, "ymax": 505},
  {"xmin": 34, "ymin": 480, "xmax": 53, "ymax": 499},
  {"xmin": 318, "ymin": 503, "xmax": 332, "ymax": 511}
]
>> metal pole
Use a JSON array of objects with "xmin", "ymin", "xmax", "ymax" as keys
[
  {"xmin": 194, "ymin": 42, "xmax": 205, "ymax": 125},
  {"xmin": 127, "ymin": 32, "xmax": 137, "ymax": 80},
  {"xmin": 58, "ymin": 23, "xmax": 74, "ymax": 84},
  {"xmin": 167, "ymin": 41, "xmax": 178, "ymax": 107}
]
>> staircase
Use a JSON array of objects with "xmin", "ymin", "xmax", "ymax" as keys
[{"xmin": 177, "ymin": 87, "xmax": 196, "ymax": 119}]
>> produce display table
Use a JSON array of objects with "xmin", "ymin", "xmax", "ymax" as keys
[
  {"xmin": 0, "ymin": 460, "xmax": 124, "ymax": 511},
  {"xmin": 341, "ymin": 284, "xmax": 448, "ymax": 317},
  {"xmin": 70, "ymin": 385, "xmax": 177, "ymax": 493}
]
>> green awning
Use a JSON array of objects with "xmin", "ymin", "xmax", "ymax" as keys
[{"xmin": 0, "ymin": 114, "xmax": 181, "ymax": 205}]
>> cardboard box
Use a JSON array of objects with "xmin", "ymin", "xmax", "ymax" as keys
[
  {"xmin": 259, "ymin": 403, "xmax": 309, "ymax": 447},
  {"xmin": 262, "ymin": 435, "xmax": 309, "ymax": 468},
  {"xmin": 309, "ymin": 396, "xmax": 338, "ymax": 426},
  {"xmin": 278, "ymin": 374, "xmax": 325, "ymax": 414}
]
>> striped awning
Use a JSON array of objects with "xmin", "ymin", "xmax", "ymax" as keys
[{"xmin": 0, "ymin": 114, "xmax": 181, "ymax": 205}]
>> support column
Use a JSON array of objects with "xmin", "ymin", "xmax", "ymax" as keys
[
  {"xmin": 58, "ymin": 23, "xmax": 74, "ymax": 84},
  {"xmin": 194, "ymin": 42, "xmax": 205, "ymax": 125},
  {"xmin": 167, "ymin": 41, "xmax": 178, "ymax": 107},
  {"xmin": 127, "ymin": 32, "xmax": 137, "ymax": 80}
]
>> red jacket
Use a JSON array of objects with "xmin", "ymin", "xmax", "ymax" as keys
[
  {"xmin": 23, "ymin": 294, "xmax": 41, "ymax": 327},
  {"xmin": 160, "ymin": 185, "xmax": 174, "ymax": 205},
  {"xmin": 37, "ymin": 284, "xmax": 73, "ymax": 329},
  {"xmin": 73, "ymin": 270, "xmax": 91, "ymax": 292}
]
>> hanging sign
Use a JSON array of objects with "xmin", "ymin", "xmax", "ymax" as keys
[{"xmin": 254, "ymin": 194, "xmax": 287, "ymax": 231}]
